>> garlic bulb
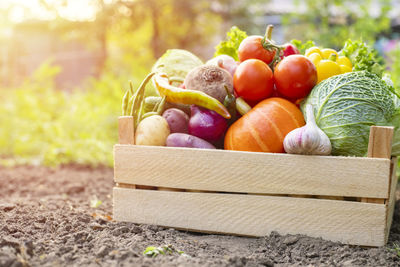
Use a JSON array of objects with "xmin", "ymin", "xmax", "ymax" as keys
[{"xmin": 283, "ymin": 104, "xmax": 332, "ymax": 155}]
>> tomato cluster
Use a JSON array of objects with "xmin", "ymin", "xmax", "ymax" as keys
[{"xmin": 233, "ymin": 33, "xmax": 317, "ymax": 105}]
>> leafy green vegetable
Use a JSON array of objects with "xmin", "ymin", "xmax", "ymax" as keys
[
  {"xmin": 302, "ymin": 71, "xmax": 400, "ymax": 156},
  {"xmin": 152, "ymin": 49, "xmax": 203, "ymax": 80},
  {"xmin": 339, "ymin": 39, "xmax": 385, "ymax": 77},
  {"xmin": 214, "ymin": 26, "xmax": 247, "ymax": 61},
  {"xmin": 149, "ymin": 49, "xmax": 203, "ymax": 96},
  {"xmin": 290, "ymin": 39, "xmax": 316, "ymax": 55}
]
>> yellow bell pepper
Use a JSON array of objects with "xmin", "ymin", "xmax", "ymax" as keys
[
  {"xmin": 337, "ymin": 56, "xmax": 352, "ymax": 68},
  {"xmin": 305, "ymin": 47, "xmax": 322, "ymax": 57},
  {"xmin": 308, "ymin": 52, "xmax": 322, "ymax": 66},
  {"xmin": 316, "ymin": 57, "xmax": 342, "ymax": 83},
  {"xmin": 339, "ymin": 65, "xmax": 352, "ymax": 73},
  {"xmin": 305, "ymin": 47, "xmax": 353, "ymax": 83},
  {"xmin": 321, "ymin": 48, "xmax": 338, "ymax": 60}
]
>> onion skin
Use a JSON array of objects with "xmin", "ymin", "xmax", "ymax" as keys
[
  {"xmin": 207, "ymin": 55, "xmax": 238, "ymax": 77},
  {"xmin": 188, "ymin": 105, "xmax": 228, "ymax": 142}
]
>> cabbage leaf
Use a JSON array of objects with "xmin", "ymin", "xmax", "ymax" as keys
[{"xmin": 302, "ymin": 71, "xmax": 400, "ymax": 156}]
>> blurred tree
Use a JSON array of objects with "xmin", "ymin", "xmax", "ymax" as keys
[
  {"xmin": 117, "ymin": 0, "xmax": 265, "ymax": 58},
  {"xmin": 282, "ymin": 0, "xmax": 392, "ymax": 48},
  {"xmin": 1, "ymin": 0, "xmax": 265, "ymax": 85},
  {"xmin": 37, "ymin": 0, "xmax": 265, "ymax": 62}
]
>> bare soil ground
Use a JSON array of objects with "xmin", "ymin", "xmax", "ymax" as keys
[{"xmin": 1, "ymin": 165, "xmax": 399, "ymax": 267}]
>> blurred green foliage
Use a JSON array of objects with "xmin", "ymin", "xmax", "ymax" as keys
[
  {"xmin": 0, "ymin": 61, "xmax": 122, "ymax": 166},
  {"xmin": 283, "ymin": 0, "xmax": 391, "ymax": 49},
  {"xmin": 0, "ymin": 16, "xmax": 156, "ymax": 166},
  {"xmin": 388, "ymin": 46, "xmax": 400, "ymax": 93}
]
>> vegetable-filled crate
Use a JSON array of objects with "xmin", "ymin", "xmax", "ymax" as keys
[{"xmin": 114, "ymin": 121, "xmax": 397, "ymax": 247}]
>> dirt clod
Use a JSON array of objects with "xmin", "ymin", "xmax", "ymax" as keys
[
  {"xmin": 0, "ymin": 203, "xmax": 16, "ymax": 212},
  {"xmin": 1, "ymin": 165, "xmax": 400, "ymax": 266}
]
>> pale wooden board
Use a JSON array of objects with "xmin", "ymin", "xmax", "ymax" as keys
[
  {"xmin": 118, "ymin": 116, "xmax": 134, "ymax": 145},
  {"xmin": 385, "ymin": 158, "xmax": 398, "ymax": 243},
  {"xmin": 113, "ymin": 187, "xmax": 387, "ymax": 247},
  {"xmin": 362, "ymin": 126, "xmax": 394, "ymax": 203},
  {"xmin": 367, "ymin": 126, "xmax": 394, "ymax": 159},
  {"xmin": 114, "ymin": 145, "xmax": 391, "ymax": 198}
]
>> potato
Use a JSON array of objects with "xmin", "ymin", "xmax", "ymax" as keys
[
  {"xmin": 166, "ymin": 133, "xmax": 216, "ymax": 149},
  {"xmin": 162, "ymin": 108, "xmax": 189, "ymax": 134},
  {"xmin": 135, "ymin": 115, "xmax": 170, "ymax": 146}
]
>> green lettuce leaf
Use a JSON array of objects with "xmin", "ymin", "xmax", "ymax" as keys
[
  {"xmin": 339, "ymin": 39, "xmax": 385, "ymax": 77},
  {"xmin": 291, "ymin": 39, "xmax": 316, "ymax": 54},
  {"xmin": 214, "ymin": 26, "xmax": 247, "ymax": 61}
]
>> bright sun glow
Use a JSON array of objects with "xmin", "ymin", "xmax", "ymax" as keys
[{"xmin": 0, "ymin": 0, "xmax": 102, "ymax": 22}]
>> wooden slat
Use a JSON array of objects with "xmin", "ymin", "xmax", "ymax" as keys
[
  {"xmin": 385, "ymin": 158, "xmax": 398, "ymax": 243},
  {"xmin": 113, "ymin": 187, "xmax": 387, "ymax": 246},
  {"xmin": 367, "ymin": 126, "xmax": 394, "ymax": 159},
  {"xmin": 362, "ymin": 126, "xmax": 394, "ymax": 203},
  {"xmin": 114, "ymin": 145, "xmax": 391, "ymax": 198},
  {"xmin": 118, "ymin": 116, "xmax": 134, "ymax": 145}
]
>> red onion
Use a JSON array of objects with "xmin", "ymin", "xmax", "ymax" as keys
[{"xmin": 188, "ymin": 105, "xmax": 228, "ymax": 142}]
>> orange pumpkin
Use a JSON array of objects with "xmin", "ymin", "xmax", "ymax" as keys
[{"xmin": 224, "ymin": 97, "xmax": 305, "ymax": 153}]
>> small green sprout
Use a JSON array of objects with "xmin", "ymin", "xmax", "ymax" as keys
[
  {"xmin": 391, "ymin": 243, "xmax": 400, "ymax": 257},
  {"xmin": 90, "ymin": 197, "xmax": 102, "ymax": 208},
  {"xmin": 143, "ymin": 245, "xmax": 188, "ymax": 258}
]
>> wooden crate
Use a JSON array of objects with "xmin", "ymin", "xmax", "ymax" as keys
[{"xmin": 113, "ymin": 116, "xmax": 398, "ymax": 247}]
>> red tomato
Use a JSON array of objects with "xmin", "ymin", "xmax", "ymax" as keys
[
  {"xmin": 274, "ymin": 55, "xmax": 317, "ymax": 99},
  {"xmin": 238, "ymin": 36, "xmax": 276, "ymax": 64},
  {"xmin": 233, "ymin": 59, "xmax": 274, "ymax": 102}
]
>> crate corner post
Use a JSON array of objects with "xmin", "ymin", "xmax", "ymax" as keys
[
  {"xmin": 362, "ymin": 126, "xmax": 394, "ymax": 204},
  {"xmin": 118, "ymin": 116, "xmax": 135, "ymax": 145}
]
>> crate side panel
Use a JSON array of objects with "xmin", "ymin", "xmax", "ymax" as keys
[
  {"xmin": 114, "ymin": 145, "xmax": 390, "ymax": 198},
  {"xmin": 385, "ymin": 158, "xmax": 398, "ymax": 242},
  {"xmin": 113, "ymin": 188, "xmax": 387, "ymax": 246}
]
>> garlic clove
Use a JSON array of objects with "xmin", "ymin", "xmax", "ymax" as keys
[{"xmin": 283, "ymin": 104, "xmax": 332, "ymax": 155}]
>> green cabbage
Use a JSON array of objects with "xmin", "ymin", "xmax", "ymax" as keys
[
  {"xmin": 147, "ymin": 49, "xmax": 203, "ymax": 96},
  {"xmin": 302, "ymin": 71, "xmax": 400, "ymax": 156},
  {"xmin": 152, "ymin": 49, "xmax": 203, "ymax": 79}
]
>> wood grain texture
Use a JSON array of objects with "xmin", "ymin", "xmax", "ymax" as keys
[
  {"xmin": 118, "ymin": 116, "xmax": 134, "ymax": 145},
  {"xmin": 385, "ymin": 158, "xmax": 398, "ymax": 243},
  {"xmin": 367, "ymin": 126, "xmax": 394, "ymax": 159},
  {"xmin": 113, "ymin": 187, "xmax": 387, "ymax": 246},
  {"xmin": 114, "ymin": 145, "xmax": 391, "ymax": 198},
  {"xmin": 362, "ymin": 126, "xmax": 394, "ymax": 203}
]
